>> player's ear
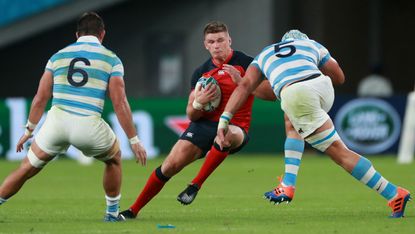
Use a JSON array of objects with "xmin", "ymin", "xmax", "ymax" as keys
[
  {"xmin": 99, "ymin": 30, "xmax": 106, "ymax": 43},
  {"xmin": 229, "ymin": 36, "xmax": 232, "ymax": 46},
  {"xmin": 76, "ymin": 32, "xmax": 79, "ymax": 39},
  {"xmin": 204, "ymin": 40, "xmax": 209, "ymax": 50}
]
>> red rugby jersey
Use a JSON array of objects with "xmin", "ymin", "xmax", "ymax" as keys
[{"xmin": 190, "ymin": 50, "xmax": 254, "ymax": 132}]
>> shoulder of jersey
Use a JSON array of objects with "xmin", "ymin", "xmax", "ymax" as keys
[
  {"xmin": 233, "ymin": 50, "xmax": 249, "ymax": 58},
  {"xmin": 197, "ymin": 58, "xmax": 215, "ymax": 73}
]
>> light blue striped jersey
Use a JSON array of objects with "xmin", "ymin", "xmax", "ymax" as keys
[
  {"xmin": 45, "ymin": 36, "xmax": 124, "ymax": 116},
  {"xmin": 251, "ymin": 39, "xmax": 330, "ymax": 99}
]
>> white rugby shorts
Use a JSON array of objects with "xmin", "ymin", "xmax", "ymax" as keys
[
  {"xmin": 35, "ymin": 106, "xmax": 116, "ymax": 157},
  {"xmin": 280, "ymin": 75, "xmax": 334, "ymax": 138}
]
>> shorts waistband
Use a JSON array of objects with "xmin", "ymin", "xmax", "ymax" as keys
[{"xmin": 290, "ymin": 73, "xmax": 321, "ymax": 86}]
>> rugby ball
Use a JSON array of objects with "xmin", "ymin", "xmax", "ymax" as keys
[{"xmin": 194, "ymin": 77, "xmax": 221, "ymax": 112}]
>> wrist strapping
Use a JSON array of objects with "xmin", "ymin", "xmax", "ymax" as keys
[
  {"xmin": 129, "ymin": 136, "xmax": 140, "ymax": 145},
  {"xmin": 192, "ymin": 99, "xmax": 204, "ymax": 110},
  {"xmin": 218, "ymin": 112, "xmax": 233, "ymax": 129},
  {"xmin": 26, "ymin": 120, "xmax": 37, "ymax": 131},
  {"xmin": 24, "ymin": 120, "xmax": 37, "ymax": 137},
  {"xmin": 24, "ymin": 128, "xmax": 33, "ymax": 137}
]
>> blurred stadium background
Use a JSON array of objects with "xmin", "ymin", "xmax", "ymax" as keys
[{"xmin": 0, "ymin": 0, "xmax": 414, "ymax": 161}]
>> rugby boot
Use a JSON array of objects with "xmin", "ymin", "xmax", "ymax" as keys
[
  {"xmin": 177, "ymin": 184, "xmax": 200, "ymax": 205},
  {"xmin": 388, "ymin": 187, "xmax": 411, "ymax": 218},
  {"xmin": 264, "ymin": 177, "xmax": 295, "ymax": 204}
]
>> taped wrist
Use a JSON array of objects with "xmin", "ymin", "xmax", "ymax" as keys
[
  {"xmin": 218, "ymin": 112, "xmax": 233, "ymax": 129},
  {"xmin": 129, "ymin": 136, "xmax": 140, "ymax": 145},
  {"xmin": 26, "ymin": 120, "xmax": 37, "ymax": 130},
  {"xmin": 24, "ymin": 120, "xmax": 37, "ymax": 137},
  {"xmin": 192, "ymin": 99, "xmax": 204, "ymax": 110}
]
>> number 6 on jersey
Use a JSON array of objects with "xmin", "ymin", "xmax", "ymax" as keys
[{"xmin": 67, "ymin": 57, "xmax": 90, "ymax": 87}]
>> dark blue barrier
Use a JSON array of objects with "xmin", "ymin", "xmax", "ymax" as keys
[{"xmin": 329, "ymin": 95, "xmax": 407, "ymax": 155}]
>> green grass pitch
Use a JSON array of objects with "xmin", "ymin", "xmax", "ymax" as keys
[{"xmin": 0, "ymin": 154, "xmax": 414, "ymax": 233}]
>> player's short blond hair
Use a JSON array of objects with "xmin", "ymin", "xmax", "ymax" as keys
[{"xmin": 203, "ymin": 21, "xmax": 228, "ymax": 35}]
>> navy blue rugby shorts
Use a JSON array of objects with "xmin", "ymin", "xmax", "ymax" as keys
[{"xmin": 179, "ymin": 119, "xmax": 249, "ymax": 157}]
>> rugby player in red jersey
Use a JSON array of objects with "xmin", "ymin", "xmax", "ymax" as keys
[{"xmin": 119, "ymin": 21, "xmax": 275, "ymax": 219}]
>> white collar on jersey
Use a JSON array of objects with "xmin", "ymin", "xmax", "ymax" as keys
[{"xmin": 77, "ymin": 35, "xmax": 101, "ymax": 44}]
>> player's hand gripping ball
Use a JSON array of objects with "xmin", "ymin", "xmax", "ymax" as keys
[{"xmin": 194, "ymin": 77, "xmax": 221, "ymax": 112}]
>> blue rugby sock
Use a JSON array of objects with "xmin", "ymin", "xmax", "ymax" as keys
[
  {"xmin": 351, "ymin": 156, "xmax": 397, "ymax": 201},
  {"xmin": 282, "ymin": 138, "xmax": 305, "ymax": 187}
]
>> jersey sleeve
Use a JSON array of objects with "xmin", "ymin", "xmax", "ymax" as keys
[
  {"xmin": 238, "ymin": 53, "xmax": 254, "ymax": 70},
  {"xmin": 250, "ymin": 52, "xmax": 268, "ymax": 79},
  {"xmin": 250, "ymin": 44, "xmax": 273, "ymax": 71},
  {"xmin": 111, "ymin": 56, "xmax": 124, "ymax": 78},
  {"xmin": 45, "ymin": 53, "xmax": 57, "ymax": 72},
  {"xmin": 250, "ymin": 54, "xmax": 261, "ymax": 69},
  {"xmin": 313, "ymin": 41, "xmax": 331, "ymax": 68},
  {"xmin": 45, "ymin": 59, "xmax": 53, "ymax": 72}
]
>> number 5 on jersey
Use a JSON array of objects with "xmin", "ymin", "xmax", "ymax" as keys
[{"xmin": 274, "ymin": 41, "xmax": 296, "ymax": 58}]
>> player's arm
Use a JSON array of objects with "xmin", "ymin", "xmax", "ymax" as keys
[
  {"xmin": 222, "ymin": 64, "xmax": 276, "ymax": 101},
  {"xmin": 217, "ymin": 65, "xmax": 263, "ymax": 148},
  {"xmin": 252, "ymin": 80, "xmax": 277, "ymax": 101},
  {"xmin": 16, "ymin": 70, "xmax": 53, "ymax": 152},
  {"xmin": 320, "ymin": 57, "xmax": 345, "ymax": 86},
  {"xmin": 108, "ymin": 76, "xmax": 146, "ymax": 165},
  {"xmin": 224, "ymin": 65, "xmax": 263, "ymax": 114},
  {"xmin": 29, "ymin": 70, "xmax": 53, "ymax": 124}
]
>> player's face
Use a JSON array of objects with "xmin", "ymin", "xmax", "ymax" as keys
[{"xmin": 204, "ymin": 32, "xmax": 232, "ymax": 63}]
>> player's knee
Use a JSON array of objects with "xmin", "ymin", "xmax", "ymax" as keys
[
  {"xmin": 95, "ymin": 139, "xmax": 120, "ymax": 162},
  {"xmin": 160, "ymin": 157, "xmax": 183, "ymax": 176},
  {"xmin": 103, "ymin": 152, "xmax": 121, "ymax": 167},
  {"xmin": 326, "ymin": 141, "xmax": 355, "ymax": 166},
  {"xmin": 27, "ymin": 147, "xmax": 48, "ymax": 169},
  {"xmin": 305, "ymin": 126, "xmax": 340, "ymax": 152}
]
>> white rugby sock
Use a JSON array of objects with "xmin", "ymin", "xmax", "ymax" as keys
[{"xmin": 105, "ymin": 194, "xmax": 121, "ymax": 216}]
